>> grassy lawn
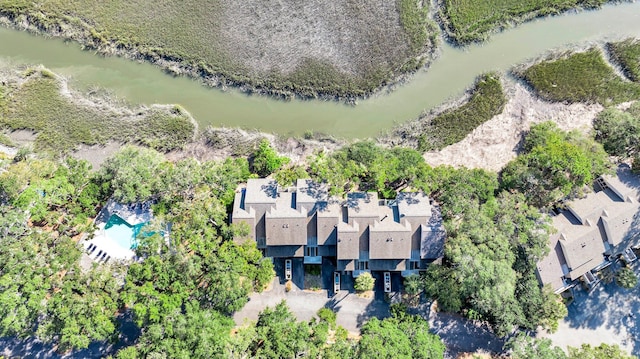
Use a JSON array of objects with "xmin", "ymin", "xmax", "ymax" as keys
[
  {"xmin": 418, "ymin": 73, "xmax": 506, "ymax": 151},
  {"xmin": 519, "ymin": 48, "xmax": 640, "ymax": 105},
  {"xmin": 0, "ymin": 67, "xmax": 195, "ymax": 154},
  {"xmin": 440, "ymin": 0, "xmax": 606, "ymax": 43},
  {"xmin": 0, "ymin": 0, "xmax": 436, "ymax": 98},
  {"xmin": 608, "ymin": 39, "xmax": 640, "ymax": 83}
]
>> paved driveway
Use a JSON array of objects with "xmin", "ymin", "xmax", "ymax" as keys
[
  {"xmin": 539, "ymin": 276, "xmax": 640, "ymax": 356},
  {"xmin": 233, "ymin": 275, "xmax": 390, "ymax": 332}
]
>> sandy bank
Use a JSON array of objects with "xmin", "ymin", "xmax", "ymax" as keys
[{"xmin": 423, "ymin": 81, "xmax": 604, "ymax": 172}]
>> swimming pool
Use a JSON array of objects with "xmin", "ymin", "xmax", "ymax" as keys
[{"xmin": 103, "ymin": 214, "xmax": 146, "ymax": 250}]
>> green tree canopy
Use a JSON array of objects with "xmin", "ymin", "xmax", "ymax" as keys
[
  {"xmin": 616, "ymin": 267, "xmax": 638, "ymax": 289},
  {"xmin": 357, "ymin": 307, "xmax": 445, "ymax": 359},
  {"xmin": 99, "ymin": 145, "xmax": 167, "ymax": 203},
  {"xmin": 250, "ymin": 139, "xmax": 290, "ymax": 177},
  {"xmin": 501, "ymin": 122, "xmax": 611, "ymax": 208},
  {"xmin": 594, "ymin": 103, "xmax": 640, "ymax": 158}
]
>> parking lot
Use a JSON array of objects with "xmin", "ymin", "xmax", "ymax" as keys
[
  {"xmin": 539, "ymin": 260, "xmax": 640, "ymax": 356},
  {"xmin": 234, "ymin": 258, "xmax": 399, "ymax": 332}
]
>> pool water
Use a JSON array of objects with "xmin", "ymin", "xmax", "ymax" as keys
[{"xmin": 104, "ymin": 215, "xmax": 147, "ymax": 250}]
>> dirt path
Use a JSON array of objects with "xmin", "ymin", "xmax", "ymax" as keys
[{"xmin": 423, "ymin": 81, "xmax": 604, "ymax": 171}]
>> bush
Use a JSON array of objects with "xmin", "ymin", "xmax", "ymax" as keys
[
  {"xmin": 615, "ymin": 267, "xmax": 638, "ymax": 289},
  {"xmin": 354, "ymin": 272, "xmax": 375, "ymax": 292},
  {"xmin": 250, "ymin": 139, "xmax": 290, "ymax": 177},
  {"xmin": 403, "ymin": 274, "xmax": 422, "ymax": 297},
  {"xmin": 317, "ymin": 308, "xmax": 336, "ymax": 328}
]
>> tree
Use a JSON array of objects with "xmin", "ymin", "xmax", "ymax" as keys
[
  {"xmin": 99, "ymin": 145, "xmax": 167, "ymax": 203},
  {"xmin": 506, "ymin": 334, "xmax": 568, "ymax": 359},
  {"xmin": 616, "ymin": 267, "xmax": 638, "ymax": 289},
  {"xmin": 593, "ymin": 106, "xmax": 640, "ymax": 158},
  {"xmin": 250, "ymin": 139, "xmax": 289, "ymax": 177},
  {"xmin": 250, "ymin": 301, "xmax": 313, "ymax": 358},
  {"xmin": 403, "ymin": 274, "xmax": 422, "ymax": 297},
  {"xmin": 502, "ymin": 122, "xmax": 611, "ymax": 208},
  {"xmin": 357, "ymin": 310, "xmax": 445, "ymax": 359},
  {"xmin": 354, "ymin": 272, "xmax": 375, "ymax": 292},
  {"xmin": 568, "ymin": 343, "xmax": 636, "ymax": 359},
  {"xmin": 119, "ymin": 302, "xmax": 234, "ymax": 359}
]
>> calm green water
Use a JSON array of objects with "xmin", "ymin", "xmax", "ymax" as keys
[{"xmin": 1, "ymin": 2, "xmax": 640, "ymax": 138}]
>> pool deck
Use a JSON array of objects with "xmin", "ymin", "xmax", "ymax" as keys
[
  {"xmin": 83, "ymin": 199, "xmax": 154, "ymax": 263},
  {"xmin": 83, "ymin": 223, "xmax": 136, "ymax": 261}
]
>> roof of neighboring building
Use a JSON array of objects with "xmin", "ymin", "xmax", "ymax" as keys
[
  {"xmin": 296, "ymin": 179, "xmax": 329, "ymax": 206},
  {"xmin": 565, "ymin": 191, "xmax": 609, "ymax": 225},
  {"xmin": 603, "ymin": 165, "xmax": 640, "ymax": 202},
  {"xmin": 555, "ymin": 212, "xmax": 606, "ymax": 280},
  {"xmin": 601, "ymin": 200, "xmax": 640, "ymax": 247},
  {"xmin": 244, "ymin": 178, "xmax": 278, "ymax": 205},
  {"xmin": 396, "ymin": 192, "xmax": 432, "ymax": 218},
  {"xmin": 536, "ymin": 232, "xmax": 569, "ymax": 293}
]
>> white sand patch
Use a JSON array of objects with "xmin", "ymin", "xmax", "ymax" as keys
[{"xmin": 423, "ymin": 82, "xmax": 604, "ymax": 172}]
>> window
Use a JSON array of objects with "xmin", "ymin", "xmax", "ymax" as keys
[
  {"xmin": 410, "ymin": 261, "xmax": 419, "ymax": 270},
  {"xmin": 357, "ymin": 260, "xmax": 369, "ymax": 270},
  {"xmin": 306, "ymin": 246, "xmax": 318, "ymax": 257}
]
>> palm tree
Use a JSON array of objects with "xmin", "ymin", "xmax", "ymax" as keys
[{"xmin": 616, "ymin": 267, "xmax": 638, "ymax": 289}]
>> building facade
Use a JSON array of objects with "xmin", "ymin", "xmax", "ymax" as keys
[{"xmin": 232, "ymin": 179, "xmax": 445, "ymax": 282}]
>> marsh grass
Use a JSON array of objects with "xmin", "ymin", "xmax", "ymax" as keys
[
  {"xmin": 417, "ymin": 73, "xmax": 506, "ymax": 151},
  {"xmin": 0, "ymin": 69, "xmax": 195, "ymax": 154},
  {"xmin": 608, "ymin": 39, "xmax": 640, "ymax": 83},
  {"xmin": 519, "ymin": 48, "xmax": 640, "ymax": 105},
  {"xmin": 440, "ymin": 0, "xmax": 606, "ymax": 43},
  {"xmin": 0, "ymin": 0, "xmax": 436, "ymax": 98}
]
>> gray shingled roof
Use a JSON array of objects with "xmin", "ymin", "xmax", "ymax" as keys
[
  {"xmin": 602, "ymin": 199, "xmax": 640, "ymax": 247},
  {"xmin": 244, "ymin": 178, "xmax": 278, "ymax": 205},
  {"xmin": 346, "ymin": 192, "xmax": 387, "ymax": 218},
  {"xmin": 369, "ymin": 219, "xmax": 411, "ymax": 259},
  {"xmin": 536, "ymin": 229, "xmax": 570, "ymax": 292},
  {"xmin": 565, "ymin": 191, "xmax": 609, "ymax": 226},
  {"xmin": 396, "ymin": 192, "xmax": 432, "ymax": 218},
  {"xmin": 337, "ymin": 221, "xmax": 360, "ymax": 259},
  {"xmin": 296, "ymin": 179, "xmax": 329, "ymax": 206},
  {"xmin": 603, "ymin": 165, "xmax": 640, "ymax": 202},
  {"xmin": 266, "ymin": 192, "xmax": 307, "ymax": 219},
  {"xmin": 232, "ymin": 190, "xmax": 254, "ymax": 219},
  {"xmin": 556, "ymin": 214, "xmax": 606, "ymax": 280}
]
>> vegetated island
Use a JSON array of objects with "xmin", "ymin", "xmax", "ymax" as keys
[
  {"xmin": 0, "ymin": 0, "xmax": 613, "ymax": 101},
  {"xmin": 437, "ymin": 0, "xmax": 609, "ymax": 44},
  {"xmin": 0, "ymin": 0, "xmax": 438, "ymax": 102}
]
